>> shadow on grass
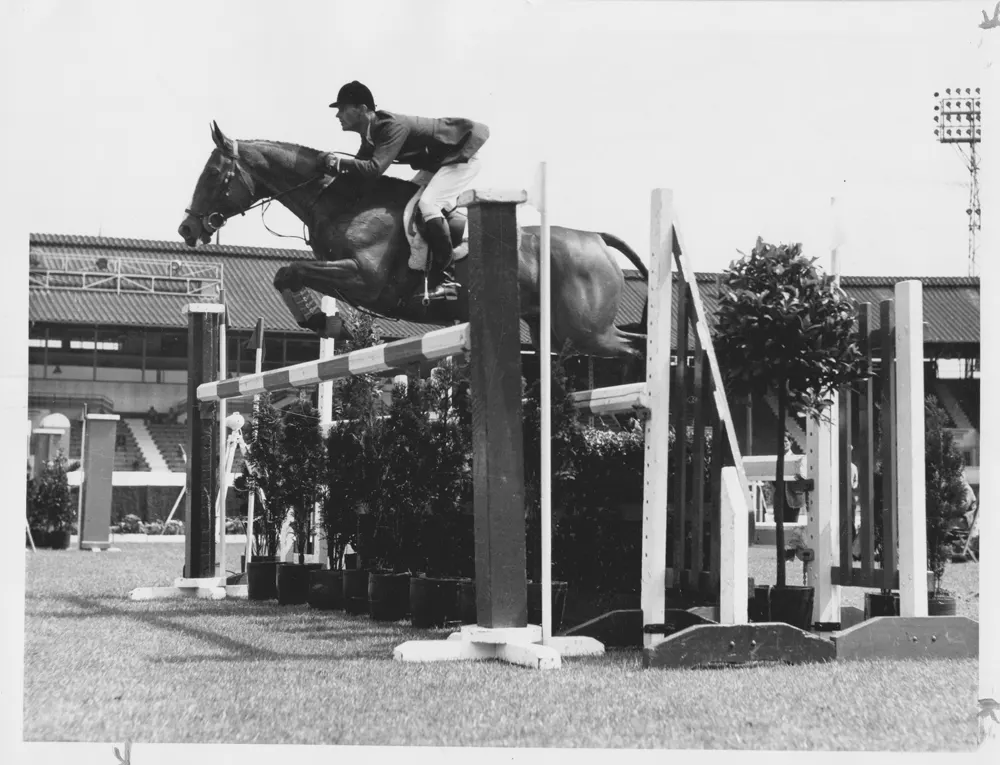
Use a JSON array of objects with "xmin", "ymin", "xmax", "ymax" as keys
[{"xmin": 39, "ymin": 594, "xmax": 461, "ymax": 663}]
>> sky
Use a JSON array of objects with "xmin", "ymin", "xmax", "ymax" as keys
[{"xmin": 0, "ymin": 0, "xmax": 997, "ymax": 280}]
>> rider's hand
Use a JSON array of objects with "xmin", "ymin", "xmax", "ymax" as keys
[{"xmin": 321, "ymin": 153, "xmax": 340, "ymax": 175}]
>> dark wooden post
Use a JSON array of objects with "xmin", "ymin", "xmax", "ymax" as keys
[
  {"xmin": 462, "ymin": 189, "xmax": 529, "ymax": 629},
  {"xmin": 184, "ymin": 304, "xmax": 224, "ymax": 579}
]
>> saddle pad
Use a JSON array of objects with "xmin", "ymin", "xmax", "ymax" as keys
[{"xmin": 404, "ymin": 185, "xmax": 470, "ymax": 271}]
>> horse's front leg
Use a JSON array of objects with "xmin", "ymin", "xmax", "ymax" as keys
[{"xmin": 273, "ymin": 258, "xmax": 373, "ymax": 335}]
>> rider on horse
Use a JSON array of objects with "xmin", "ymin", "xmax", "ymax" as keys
[{"xmin": 319, "ymin": 81, "xmax": 490, "ymax": 302}]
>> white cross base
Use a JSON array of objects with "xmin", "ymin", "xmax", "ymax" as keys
[{"xmin": 393, "ymin": 624, "xmax": 604, "ymax": 670}]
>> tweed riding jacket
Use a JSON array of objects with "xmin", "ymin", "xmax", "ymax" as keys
[{"xmin": 334, "ymin": 111, "xmax": 489, "ymax": 178}]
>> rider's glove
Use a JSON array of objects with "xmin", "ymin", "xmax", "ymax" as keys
[{"xmin": 321, "ymin": 153, "xmax": 341, "ymax": 175}]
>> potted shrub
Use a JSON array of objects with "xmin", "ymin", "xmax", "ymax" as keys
[
  {"xmin": 240, "ymin": 393, "xmax": 286, "ymax": 600},
  {"xmin": 275, "ymin": 395, "xmax": 327, "ymax": 606},
  {"xmin": 27, "ymin": 452, "xmax": 76, "ymax": 549},
  {"xmin": 924, "ymin": 396, "xmax": 967, "ymax": 616},
  {"xmin": 326, "ymin": 313, "xmax": 384, "ymax": 615},
  {"xmin": 364, "ymin": 378, "xmax": 434, "ymax": 622},
  {"xmin": 408, "ymin": 362, "xmax": 475, "ymax": 629},
  {"xmin": 521, "ymin": 349, "xmax": 583, "ymax": 634},
  {"xmin": 309, "ymin": 428, "xmax": 356, "ymax": 611},
  {"xmin": 713, "ymin": 238, "xmax": 868, "ymax": 629},
  {"xmin": 864, "ymin": 397, "xmax": 968, "ymax": 618}
]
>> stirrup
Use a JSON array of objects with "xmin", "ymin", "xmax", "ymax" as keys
[{"xmin": 420, "ymin": 273, "xmax": 459, "ymax": 306}]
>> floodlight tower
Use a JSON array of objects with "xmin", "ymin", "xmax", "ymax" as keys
[{"xmin": 933, "ymin": 88, "xmax": 982, "ymax": 277}]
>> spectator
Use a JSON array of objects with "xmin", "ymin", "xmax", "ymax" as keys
[{"xmin": 779, "ymin": 435, "xmax": 807, "ymax": 523}]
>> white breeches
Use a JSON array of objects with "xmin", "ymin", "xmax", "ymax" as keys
[{"xmin": 413, "ymin": 155, "xmax": 482, "ymax": 220}]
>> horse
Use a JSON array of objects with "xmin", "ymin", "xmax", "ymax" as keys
[{"xmin": 178, "ymin": 121, "xmax": 648, "ymax": 358}]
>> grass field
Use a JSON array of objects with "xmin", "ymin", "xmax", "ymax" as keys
[{"xmin": 21, "ymin": 541, "xmax": 982, "ymax": 749}]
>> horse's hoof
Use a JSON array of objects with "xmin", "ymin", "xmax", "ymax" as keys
[
  {"xmin": 273, "ymin": 265, "xmax": 302, "ymax": 292},
  {"xmin": 299, "ymin": 312, "xmax": 328, "ymax": 334}
]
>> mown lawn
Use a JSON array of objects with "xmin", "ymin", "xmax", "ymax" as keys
[{"xmin": 22, "ymin": 542, "xmax": 982, "ymax": 749}]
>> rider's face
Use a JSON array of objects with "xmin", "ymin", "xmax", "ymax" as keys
[{"xmin": 336, "ymin": 105, "xmax": 366, "ymax": 132}]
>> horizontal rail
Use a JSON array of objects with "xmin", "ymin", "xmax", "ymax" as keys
[
  {"xmin": 198, "ymin": 323, "xmax": 471, "ymax": 402},
  {"xmin": 571, "ymin": 382, "xmax": 646, "ymax": 415},
  {"xmin": 741, "ymin": 454, "xmax": 808, "ymax": 482}
]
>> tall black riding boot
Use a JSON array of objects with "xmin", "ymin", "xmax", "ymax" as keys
[{"xmin": 421, "ymin": 216, "xmax": 459, "ymax": 301}]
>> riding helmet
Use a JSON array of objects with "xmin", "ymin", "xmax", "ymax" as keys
[{"xmin": 329, "ymin": 81, "xmax": 376, "ymax": 111}]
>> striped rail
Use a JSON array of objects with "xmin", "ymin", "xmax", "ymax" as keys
[
  {"xmin": 570, "ymin": 382, "xmax": 646, "ymax": 415},
  {"xmin": 197, "ymin": 323, "xmax": 471, "ymax": 402}
]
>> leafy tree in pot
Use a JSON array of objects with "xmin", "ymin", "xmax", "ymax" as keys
[
  {"xmin": 239, "ymin": 392, "xmax": 285, "ymax": 559},
  {"xmin": 326, "ymin": 312, "xmax": 386, "ymax": 569},
  {"xmin": 27, "ymin": 451, "xmax": 77, "ymax": 540},
  {"xmin": 712, "ymin": 238, "xmax": 868, "ymax": 587},
  {"xmin": 281, "ymin": 394, "xmax": 327, "ymax": 565},
  {"xmin": 522, "ymin": 345, "xmax": 588, "ymax": 583},
  {"xmin": 924, "ymin": 395, "xmax": 970, "ymax": 596},
  {"xmin": 408, "ymin": 364, "xmax": 474, "ymax": 578}
]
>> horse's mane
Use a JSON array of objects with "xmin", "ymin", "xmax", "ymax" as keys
[
  {"xmin": 242, "ymin": 138, "xmax": 325, "ymax": 160},
  {"xmin": 238, "ymin": 138, "xmax": 417, "ymax": 204}
]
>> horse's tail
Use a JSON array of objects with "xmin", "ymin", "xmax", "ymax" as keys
[
  {"xmin": 600, "ymin": 233, "xmax": 649, "ymax": 353},
  {"xmin": 599, "ymin": 232, "xmax": 648, "ymax": 281}
]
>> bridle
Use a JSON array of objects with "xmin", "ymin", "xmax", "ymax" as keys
[
  {"xmin": 184, "ymin": 140, "xmax": 255, "ymax": 234},
  {"xmin": 185, "ymin": 139, "xmax": 326, "ymax": 235}
]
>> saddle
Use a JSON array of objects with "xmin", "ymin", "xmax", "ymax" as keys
[{"xmin": 403, "ymin": 187, "xmax": 469, "ymax": 272}]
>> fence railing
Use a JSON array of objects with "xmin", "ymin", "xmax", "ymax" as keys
[{"xmin": 29, "ymin": 253, "xmax": 223, "ymax": 297}]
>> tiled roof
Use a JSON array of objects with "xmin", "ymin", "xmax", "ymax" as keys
[
  {"xmin": 27, "ymin": 234, "xmax": 979, "ymax": 348},
  {"xmin": 29, "ymin": 232, "xmax": 316, "ymax": 261},
  {"xmin": 619, "ymin": 271, "xmax": 981, "ymax": 349}
]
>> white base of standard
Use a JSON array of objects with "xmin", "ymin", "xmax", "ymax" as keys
[
  {"xmin": 393, "ymin": 625, "xmax": 605, "ymax": 669},
  {"xmin": 127, "ymin": 577, "xmax": 248, "ymax": 601}
]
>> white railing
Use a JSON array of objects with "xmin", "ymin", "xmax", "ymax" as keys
[{"xmin": 29, "ymin": 253, "xmax": 223, "ymax": 297}]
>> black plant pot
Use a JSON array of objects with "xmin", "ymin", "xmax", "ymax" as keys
[
  {"xmin": 247, "ymin": 559, "xmax": 279, "ymax": 601},
  {"xmin": 308, "ymin": 569, "xmax": 344, "ymax": 610},
  {"xmin": 368, "ymin": 571, "xmax": 411, "ymax": 622},
  {"xmin": 528, "ymin": 580, "xmax": 569, "ymax": 634},
  {"xmin": 928, "ymin": 592, "xmax": 957, "ymax": 616},
  {"xmin": 342, "ymin": 568, "xmax": 371, "ymax": 615},
  {"xmin": 276, "ymin": 562, "xmax": 322, "ymax": 606},
  {"xmin": 864, "ymin": 592, "xmax": 900, "ymax": 620},
  {"xmin": 410, "ymin": 576, "xmax": 466, "ymax": 628},
  {"xmin": 46, "ymin": 530, "xmax": 72, "ymax": 550},
  {"xmin": 749, "ymin": 585, "xmax": 814, "ymax": 631},
  {"xmin": 27, "ymin": 528, "xmax": 46, "ymax": 548}
]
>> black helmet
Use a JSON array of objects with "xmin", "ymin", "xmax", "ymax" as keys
[{"xmin": 329, "ymin": 81, "xmax": 375, "ymax": 110}]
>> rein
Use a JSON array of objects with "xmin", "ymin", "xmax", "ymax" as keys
[
  {"xmin": 186, "ymin": 139, "xmax": 328, "ymax": 238},
  {"xmin": 189, "ymin": 143, "xmax": 400, "ymax": 324}
]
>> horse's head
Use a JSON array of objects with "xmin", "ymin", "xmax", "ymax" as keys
[{"xmin": 178, "ymin": 121, "xmax": 260, "ymax": 246}]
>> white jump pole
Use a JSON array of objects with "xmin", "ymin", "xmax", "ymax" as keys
[
  {"xmin": 216, "ymin": 297, "xmax": 228, "ymax": 580},
  {"xmin": 538, "ymin": 161, "xmax": 553, "ymax": 643},
  {"xmin": 894, "ymin": 280, "xmax": 928, "ymax": 618},
  {"xmin": 642, "ymin": 189, "xmax": 674, "ymax": 647},
  {"xmin": 316, "ymin": 296, "xmax": 337, "ymax": 567}
]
